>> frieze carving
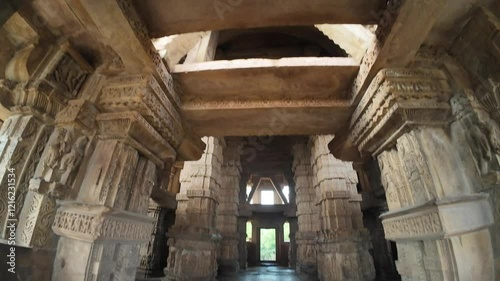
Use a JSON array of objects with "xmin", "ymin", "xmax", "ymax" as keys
[
  {"xmin": 52, "ymin": 204, "xmax": 155, "ymax": 242},
  {"xmin": 96, "ymin": 112, "xmax": 176, "ymax": 167},
  {"xmin": 100, "ymin": 75, "xmax": 183, "ymax": 148},
  {"xmin": 382, "ymin": 207, "xmax": 443, "ymax": 241},
  {"xmin": 381, "ymin": 194, "xmax": 493, "ymax": 241},
  {"xmin": 349, "ymin": 68, "xmax": 452, "ymax": 155},
  {"xmin": 182, "ymin": 99, "xmax": 349, "ymax": 110}
]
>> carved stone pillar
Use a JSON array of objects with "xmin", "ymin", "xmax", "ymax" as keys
[
  {"xmin": 332, "ymin": 67, "xmax": 496, "ymax": 280},
  {"xmin": 217, "ymin": 138, "xmax": 242, "ymax": 274},
  {"xmin": 164, "ymin": 137, "xmax": 224, "ymax": 281},
  {"xmin": 310, "ymin": 135, "xmax": 375, "ymax": 281},
  {"xmin": 0, "ymin": 41, "xmax": 92, "ymax": 242},
  {"xmin": 51, "ymin": 111, "xmax": 175, "ymax": 281},
  {"xmin": 291, "ymin": 142, "xmax": 318, "ymax": 276},
  {"xmin": 16, "ymin": 99, "xmax": 98, "ymax": 250}
]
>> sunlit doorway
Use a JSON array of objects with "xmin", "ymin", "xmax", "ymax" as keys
[{"xmin": 259, "ymin": 228, "xmax": 277, "ymax": 262}]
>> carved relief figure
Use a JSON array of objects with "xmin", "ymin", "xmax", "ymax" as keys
[
  {"xmin": 59, "ymin": 136, "xmax": 88, "ymax": 186},
  {"xmin": 42, "ymin": 129, "xmax": 66, "ymax": 181},
  {"xmin": 452, "ymin": 90, "xmax": 500, "ymax": 178}
]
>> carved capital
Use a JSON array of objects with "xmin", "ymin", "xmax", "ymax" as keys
[
  {"xmin": 99, "ymin": 75, "xmax": 184, "ymax": 148},
  {"xmin": 343, "ymin": 68, "xmax": 452, "ymax": 157},
  {"xmin": 96, "ymin": 112, "xmax": 175, "ymax": 167},
  {"xmin": 55, "ymin": 99, "xmax": 99, "ymax": 134}
]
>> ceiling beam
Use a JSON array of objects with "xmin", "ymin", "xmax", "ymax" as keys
[{"xmin": 135, "ymin": 0, "xmax": 385, "ymax": 38}]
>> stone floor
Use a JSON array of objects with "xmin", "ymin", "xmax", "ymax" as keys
[{"xmin": 218, "ymin": 266, "xmax": 318, "ymax": 281}]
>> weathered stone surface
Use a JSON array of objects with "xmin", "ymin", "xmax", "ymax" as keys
[{"xmin": 165, "ymin": 137, "xmax": 225, "ymax": 281}]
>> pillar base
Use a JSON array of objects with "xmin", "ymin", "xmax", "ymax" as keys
[
  {"xmin": 217, "ymin": 260, "xmax": 239, "ymax": 275},
  {"xmin": 296, "ymin": 262, "xmax": 318, "ymax": 277}
]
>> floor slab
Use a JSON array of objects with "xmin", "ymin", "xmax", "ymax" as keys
[{"xmin": 219, "ymin": 266, "xmax": 318, "ymax": 281}]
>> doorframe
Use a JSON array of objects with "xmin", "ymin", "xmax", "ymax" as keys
[{"xmin": 257, "ymin": 227, "xmax": 279, "ymax": 263}]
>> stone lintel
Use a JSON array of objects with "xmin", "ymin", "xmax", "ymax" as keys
[
  {"xmin": 381, "ymin": 194, "xmax": 494, "ymax": 241},
  {"xmin": 52, "ymin": 203, "xmax": 154, "ymax": 243},
  {"xmin": 96, "ymin": 112, "xmax": 175, "ymax": 167}
]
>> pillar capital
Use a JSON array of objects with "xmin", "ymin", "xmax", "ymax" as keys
[
  {"xmin": 330, "ymin": 67, "xmax": 452, "ymax": 161},
  {"xmin": 96, "ymin": 111, "xmax": 175, "ymax": 167}
]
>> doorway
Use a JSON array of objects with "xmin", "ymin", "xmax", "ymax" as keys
[{"xmin": 259, "ymin": 228, "xmax": 277, "ymax": 262}]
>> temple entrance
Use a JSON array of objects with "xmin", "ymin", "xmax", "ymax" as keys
[{"xmin": 259, "ymin": 228, "xmax": 277, "ymax": 262}]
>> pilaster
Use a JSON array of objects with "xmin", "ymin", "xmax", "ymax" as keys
[{"xmin": 164, "ymin": 137, "xmax": 224, "ymax": 281}]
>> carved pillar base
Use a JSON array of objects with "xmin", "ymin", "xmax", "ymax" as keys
[
  {"xmin": 51, "ymin": 204, "xmax": 154, "ymax": 281},
  {"xmin": 295, "ymin": 231, "xmax": 318, "ymax": 276},
  {"xmin": 218, "ymin": 256, "xmax": 240, "ymax": 275},
  {"xmin": 164, "ymin": 236, "xmax": 219, "ymax": 281}
]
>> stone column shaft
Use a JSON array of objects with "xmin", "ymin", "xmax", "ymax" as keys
[
  {"xmin": 164, "ymin": 137, "xmax": 224, "ymax": 281},
  {"xmin": 310, "ymin": 135, "xmax": 375, "ymax": 281},
  {"xmin": 292, "ymin": 142, "xmax": 318, "ymax": 276},
  {"xmin": 216, "ymin": 139, "xmax": 242, "ymax": 274}
]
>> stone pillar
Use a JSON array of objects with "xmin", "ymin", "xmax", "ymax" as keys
[
  {"xmin": 17, "ymin": 99, "xmax": 98, "ymax": 249},
  {"xmin": 51, "ymin": 111, "xmax": 175, "ymax": 281},
  {"xmin": 217, "ymin": 138, "xmax": 242, "ymax": 274},
  {"xmin": 291, "ymin": 142, "xmax": 318, "ymax": 276},
  {"xmin": 332, "ymin": 67, "xmax": 496, "ymax": 280},
  {"xmin": 310, "ymin": 135, "xmax": 375, "ymax": 281},
  {"xmin": 0, "ymin": 38, "xmax": 93, "ymax": 280},
  {"xmin": 164, "ymin": 137, "xmax": 224, "ymax": 281}
]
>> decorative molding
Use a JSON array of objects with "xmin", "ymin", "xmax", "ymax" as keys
[
  {"xmin": 349, "ymin": 68, "xmax": 452, "ymax": 156},
  {"xmin": 55, "ymin": 99, "xmax": 99, "ymax": 134},
  {"xmin": 52, "ymin": 204, "xmax": 154, "ymax": 242},
  {"xmin": 381, "ymin": 194, "xmax": 494, "ymax": 241},
  {"xmin": 96, "ymin": 112, "xmax": 175, "ymax": 167},
  {"xmin": 100, "ymin": 75, "xmax": 184, "ymax": 148},
  {"xmin": 114, "ymin": 0, "xmax": 181, "ymax": 108},
  {"xmin": 183, "ymin": 99, "xmax": 350, "ymax": 110}
]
